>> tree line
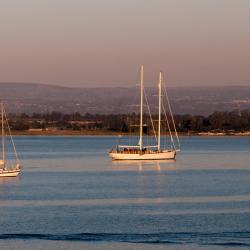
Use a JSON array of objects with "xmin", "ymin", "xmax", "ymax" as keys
[{"xmin": 8, "ymin": 110, "xmax": 250, "ymax": 133}]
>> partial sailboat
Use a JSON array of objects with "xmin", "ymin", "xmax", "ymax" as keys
[
  {"xmin": 109, "ymin": 65, "xmax": 180, "ymax": 160},
  {"xmin": 0, "ymin": 102, "xmax": 20, "ymax": 177}
]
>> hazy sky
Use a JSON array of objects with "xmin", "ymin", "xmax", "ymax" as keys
[{"xmin": 0, "ymin": 0, "xmax": 249, "ymax": 87}]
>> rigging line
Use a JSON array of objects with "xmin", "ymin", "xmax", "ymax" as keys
[
  {"xmin": 3, "ymin": 105, "xmax": 19, "ymax": 164},
  {"xmin": 6, "ymin": 134, "xmax": 14, "ymax": 169},
  {"xmin": 129, "ymin": 113, "xmax": 131, "ymax": 146},
  {"xmin": 143, "ymin": 87, "xmax": 157, "ymax": 144},
  {"xmin": 1, "ymin": 102, "xmax": 4, "ymax": 166},
  {"xmin": 5, "ymin": 126, "xmax": 12, "ymax": 168},
  {"xmin": 162, "ymin": 75, "xmax": 181, "ymax": 150},
  {"xmin": 162, "ymin": 101, "xmax": 175, "ymax": 150}
]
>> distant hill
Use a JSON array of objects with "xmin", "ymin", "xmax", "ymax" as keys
[{"xmin": 0, "ymin": 82, "xmax": 250, "ymax": 115}]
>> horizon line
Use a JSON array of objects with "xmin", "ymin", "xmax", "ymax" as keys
[{"xmin": 0, "ymin": 81, "xmax": 250, "ymax": 89}]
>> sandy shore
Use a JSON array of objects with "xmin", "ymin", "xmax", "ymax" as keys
[{"xmin": 11, "ymin": 130, "xmax": 250, "ymax": 136}]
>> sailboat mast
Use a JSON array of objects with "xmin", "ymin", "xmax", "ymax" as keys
[
  {"xmin": 139, "ymin": 65, "xmax": 144, "ymax": 150},
  {"xmin": 1, "ymin": 102, "xmax": 4, "ymax": 165},
  {"xmin": 158, "ymin": 72, "xmax": 162, "ymax": 150}
]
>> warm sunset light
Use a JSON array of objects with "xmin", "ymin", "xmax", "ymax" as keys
[
  {"xmin": 0, "ymin": 0, "xmax": 249, "ymax": 87},
  {"xmin": 0, "ymin": 1, "xmax": 250, "ymax": 250}
]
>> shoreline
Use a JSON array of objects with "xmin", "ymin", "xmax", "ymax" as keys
[{"xmin": 11, "ymin": 130, "xmax": 250, "ymax": 137}]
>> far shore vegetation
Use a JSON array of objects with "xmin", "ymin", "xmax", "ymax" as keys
[{"xmin": 7, "ymin": 110, "xmax": 250, "ymax": 136}]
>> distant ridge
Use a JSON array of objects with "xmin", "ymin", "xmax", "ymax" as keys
[{"xmin": 1, "ymin": 82, "xmax": 250, "ymax": 115}]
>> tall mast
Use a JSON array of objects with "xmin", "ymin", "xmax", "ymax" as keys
[
  {"xmin": 138, "ymin": 65, "xmax": 144, "ymax": 150},
  {"xmin": 158, "ymin": 72, "xmax": 162, "ymax": 150},
  {"xmin": 1, "ymin": 102, "xmax": 4, "ymax": 164}
]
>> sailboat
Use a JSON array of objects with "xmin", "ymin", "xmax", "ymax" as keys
[
  {"xmin": 0, "ymin": 102, "xmax": 20, "ymax": 177},
  {"xmin": 109, "ymin": 65, "xmax": 180, "ymax": 160}
]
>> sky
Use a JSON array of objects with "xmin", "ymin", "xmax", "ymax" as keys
[{"xmin": 0, "ymin": 0, "xmax": 249, "ymax": 87}]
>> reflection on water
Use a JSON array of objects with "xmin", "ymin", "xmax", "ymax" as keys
[
  {"xmin": 0, "ymin": 176, "xmax": 20, "ymax": 185},
  {"xmin": 111, "ymin": 160, "xmax": 176, "ymax": 172}
]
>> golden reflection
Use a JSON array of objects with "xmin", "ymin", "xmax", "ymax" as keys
[
  {"xmin": 0, "ymin": 175, "xmax": 21, "ymax": 185},
  {"xmin": 111, "ymin": 159, "xmax": 176, "ymax": 172}
]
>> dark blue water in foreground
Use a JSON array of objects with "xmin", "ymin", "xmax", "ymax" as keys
[{"xmin": 0, "ymin": 136, "xmax": 250, "ymax": 249}]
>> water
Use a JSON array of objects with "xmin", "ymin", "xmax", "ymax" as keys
[{"xmin": 0, "ymin": 136, "xmax": 250, "ymax": 249}]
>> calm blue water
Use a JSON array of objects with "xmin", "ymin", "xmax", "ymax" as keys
[{"xmin": 0, "ymin": 136, "xmax": 249, "ymax": 250}]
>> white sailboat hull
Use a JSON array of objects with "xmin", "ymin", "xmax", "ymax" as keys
[
  {"xmin": 109, "ymin": 150, "xmax": 176, "ymax": 160},
  {"xmin": 0, "ymin": 102, "xmax": 21, "ymax": 177},
  {"xmin": 0, "ymin": 169, "xmax": 20, "ymax": 177},
  {"xmin": 108, "ymin": 67, "xmax": 180, "ymax": 161}
]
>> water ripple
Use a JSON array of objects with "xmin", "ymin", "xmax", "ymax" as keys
[
  {"xmin": 1, "ymin": 195, "xmax": 250, "ymax": 207},
  {"xmin": 0, "ymin": 232, "xmax": 249, "ymax": 246}
]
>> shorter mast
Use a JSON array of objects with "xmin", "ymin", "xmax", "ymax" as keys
[
  {"xmin": 158, "ymin": 72, "xmax": 162, "ymax": 150},
  {"xmin": 138, "ymin": 65, "xmax": 144, "ymax": 150},
  {"xmin": 1, "ymin": 102, "xmax": 4, "ymax": 165}
]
